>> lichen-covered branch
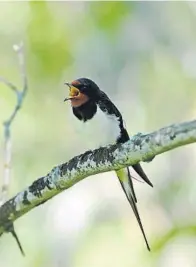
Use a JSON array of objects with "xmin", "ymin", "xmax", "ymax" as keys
[{"xmin": 0, "ymin": 119, "xmax": 195, "ymax": 236}]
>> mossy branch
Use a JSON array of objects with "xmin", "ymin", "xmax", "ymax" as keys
[{"xmin": 0, "ymin": 119, "xmax": 195, "ymax": 236}]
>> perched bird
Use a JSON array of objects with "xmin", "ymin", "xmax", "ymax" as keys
[{"xmin": 64, "ymin": 78, "xmax": 153, "ymax": 250}]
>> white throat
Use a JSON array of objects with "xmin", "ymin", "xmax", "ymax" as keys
[{"xmin": 73, "ymin": 106, "xmax": 121, "ymax": 151}]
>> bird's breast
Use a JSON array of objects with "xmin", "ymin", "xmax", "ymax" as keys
[{"xmin": 74, "ymin": 106, "xmax": 121, "ymax": 151}]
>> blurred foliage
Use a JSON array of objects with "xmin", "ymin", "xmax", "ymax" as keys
[
  {"xmin": 153, "ymin": 225, "xmax": 196, "ymax": 253},
  {"xmin": 89, "ymin": 2, "xmax": 132, "ymax": 34},
  {"xmin": 1, "ymin": 1, "xmax": 196, "ymax": 267},
  {"xmin": 27, "ymin": 1, "xmax": 72, "ymax": 79}
]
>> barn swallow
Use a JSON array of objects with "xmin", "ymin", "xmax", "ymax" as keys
[{"xmin": 64, "ymin": 78, "xmax": 153, "ymax": 250}]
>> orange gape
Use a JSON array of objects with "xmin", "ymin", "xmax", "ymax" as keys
[
  {"xmin": 69, "ymin": 86, "xmax": 89, "ymax": 107},
  {"xmin": 69, "ymin": 86, "xmax": 80, "ymax": 97}
]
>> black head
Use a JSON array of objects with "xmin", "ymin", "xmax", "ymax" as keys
[
  {"xmin": 64, "ymin": 78, "xmax": 101, "ymax": 104},
  {"xmin": 64, "ymin": 78, "xmax": 102, "ymax": 121}
]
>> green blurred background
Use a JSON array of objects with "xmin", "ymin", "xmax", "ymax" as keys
[{"xmin": 1, "ymin": 1, "xmax": 196, "ymax": 266}]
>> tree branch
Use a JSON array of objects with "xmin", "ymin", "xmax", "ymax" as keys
[{"xmin": 0, "ymin": 119, "xmax": 195, "ymax": 236}]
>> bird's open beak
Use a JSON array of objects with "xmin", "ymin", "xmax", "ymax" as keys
[{"xmin": 64, "ymin": 83, "xmax": 80, "ymax": 102}]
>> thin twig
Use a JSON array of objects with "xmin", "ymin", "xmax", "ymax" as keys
[
  {"xmin": 0, "ymin": 42, "xmax": 27, "ymax": 255},
  {"xmin": 0, "ymin": 42, "xmax": 27, "ymax": 206},
  {"xmin": 0, "ymin": 77, "xmax": 18, "ymax": 93}
]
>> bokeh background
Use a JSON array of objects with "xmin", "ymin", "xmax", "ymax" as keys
[{"xmin": 1, "ymin": 1, "xmax": 196, "ymax": 267}]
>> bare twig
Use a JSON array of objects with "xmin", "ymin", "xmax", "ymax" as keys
[
  {"xmin": 0, "ymin": 42, "xmax": 27, "ymax": 206},
  {"xmin": 0, "ymin": 42, "xmax": 27, "ymax": 255},
  {"xmin": 0, "ymin": 77, "xmax": 18, "ymax": 93}
]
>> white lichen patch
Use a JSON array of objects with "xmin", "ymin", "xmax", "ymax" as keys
[{"xmin": 14, "ymin": 190, "xmax": 35, "ymax": 211}]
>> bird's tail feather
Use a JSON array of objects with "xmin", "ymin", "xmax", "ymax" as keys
[
  {"xmin": 127, "ymin": 167, "xmax": 137, "ymax": 203},
  {"xmin": 116, "ymin": 168, "xmax": 150, "ymax": 251},
  {"xmin": 132, "ymin": 163, "xmax": 153, "ymax": 187}
]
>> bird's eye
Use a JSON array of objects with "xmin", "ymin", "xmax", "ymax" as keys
[{"xmin": 80, "ymin": 86, "xmax": 86, "ymax": 93}]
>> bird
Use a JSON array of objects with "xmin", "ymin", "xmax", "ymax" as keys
[{"xmin": 64, "ymin": 78, "xmax": 153, "ymax": 251}]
